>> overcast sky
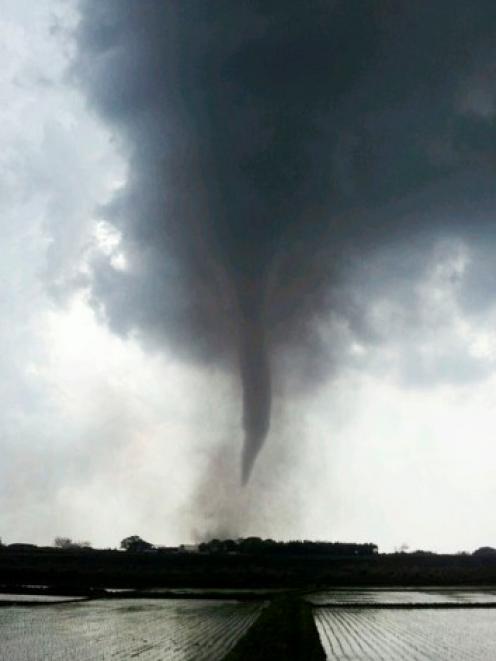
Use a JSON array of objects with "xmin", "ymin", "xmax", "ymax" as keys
[{"xmin": 2, "ymin": 1, "xmax": 496, "ymax": 553}]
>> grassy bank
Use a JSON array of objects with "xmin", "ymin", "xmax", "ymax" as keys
[{"xmin": 224, "ymin": 597, "xmax": 325, "ymax": 660}]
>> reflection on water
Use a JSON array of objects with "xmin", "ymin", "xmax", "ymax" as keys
[
  {"xmin": 311, "ymin": 590, "xmax": 496, "ymax": 659},
  {"xmin": 0, "ymin": 594, "xmax": 85, "ymax": 603},
  {"xmin": 4, "ymin": 590, "xmax": 496, "ymax": 659},
  {"xmin": 308, "ymin": 588, "xmax": 496, "ymax": 605}
]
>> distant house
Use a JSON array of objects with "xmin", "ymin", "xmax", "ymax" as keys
[
  {"xmin": 7, "ymin": 543, "xmax": 38, "ymax": 552},
  {"xmin": 179, "ymin": 544, "xmax": 199, "ymax": 553},
  {"xmin": 155, "ymin": 544, "xmax": 199, "ymax": 554}
]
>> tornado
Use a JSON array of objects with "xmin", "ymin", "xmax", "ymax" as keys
[
  {"xmin": 237, "ymin": 287, "xmax": 271, "ymax": 483},
  {"xmin": 75, "ymin": 1, "xmax": 496, "ymax": 483}
]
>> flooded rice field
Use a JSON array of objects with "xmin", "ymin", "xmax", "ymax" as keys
[
  {"xmin": 0, "ymin": 598, "xmax": 263, "ymax": 660},
  {"xmin": 314, "ymin": 608, "xmax": 496, "ymax": 660},
  {"xmin": 4, "ymin": 589, "xmax": 496, "ymax": 659},
  {"xmin": 307, "ymin": 587, "xmax": 496, "ymax": 606},
  {"xmin": 312, "ymin": 589, "xmax": 496, "ymax": 659}
]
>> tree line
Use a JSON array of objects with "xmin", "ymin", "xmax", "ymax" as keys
[{"xmin": 198, "ymin": 538, "xmax": 378, "ymax": 556}]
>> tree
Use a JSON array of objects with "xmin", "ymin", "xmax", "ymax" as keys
[
  {"xmin": 54, "ymin": 537, "xmax": 92, "ymax": 550},
  {"xmin": 54, "ymin": 537, "xmax": 73, "ymax": 549},
  {"xmin": 473, "ymin": 546, "xmax": 496, "ymax": 557},
  {"xmin": 120, "ymin": 535, "xmax": 153, "ymax": 552},
  {"xmin": 238, "ymin": 536, "xmax": 264, "ymax": 554}
]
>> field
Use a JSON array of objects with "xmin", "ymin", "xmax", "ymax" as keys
[
  {"xmin": 314, "ymin": 608, "xmax": 496, "ymax": 659},
  {"xmin": 4, "ymin": 589, "xmax": 496, "ymax": 659},
  {"xmin": 0, "ymin": 598, "xmax": 263, "ymax": 661},
  {"xmin": 312, "ymin": 589, "xmax": 496, "ymax": 660}
]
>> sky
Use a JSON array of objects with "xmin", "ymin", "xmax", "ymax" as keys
[{"xmin": 2, "ymin": 0, "xmax": 496, "ymax": 553}]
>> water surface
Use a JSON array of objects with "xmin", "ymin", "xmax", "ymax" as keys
[
  {"xmin": 315, "ymin": 607, "xmax": 496, "ymax": 660},
  {"xmin": 308, "ymin": 588, "xmax": 496, "ymax": 605},
  {"xmin": 0, "ymin": 598, "xmax": 262, "ymax": 660}
]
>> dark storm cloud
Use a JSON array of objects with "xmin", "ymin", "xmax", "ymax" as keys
[{"xmin": 75, "ymin": 1, "xmax": 496, "ymax": 480}]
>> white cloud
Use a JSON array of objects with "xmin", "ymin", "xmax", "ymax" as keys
[{"xmin": 304, "ymin": 372, "xmax": 496, "ymax": 553}]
